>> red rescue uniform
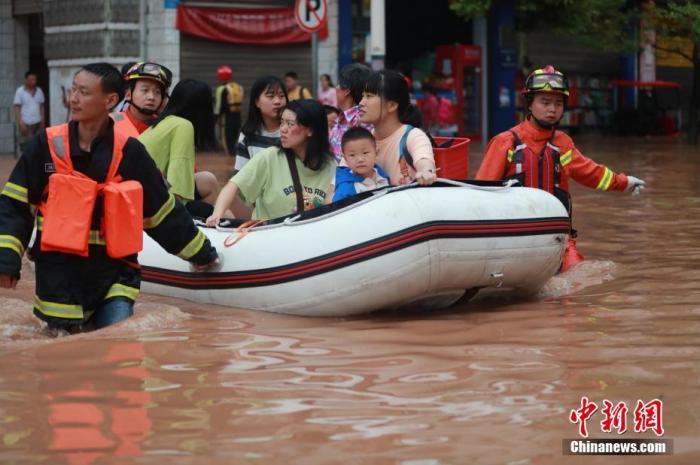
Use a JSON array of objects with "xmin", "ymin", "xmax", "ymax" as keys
[
  {"xmin": 476, "ymin": 117, "xmax": 629, "ymax": 193},
  {"xmin": 476, "ymin": 116, "xmax": 630, "ymax": 272}
]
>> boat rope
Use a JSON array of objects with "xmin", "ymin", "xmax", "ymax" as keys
[{"xmin": 223, "ymin": 219, "xmax": 267, "ymax": 248}]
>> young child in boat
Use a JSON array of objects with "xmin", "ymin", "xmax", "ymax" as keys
[{"xmin": 332, "ymin": 127, "xmax": 389, "ymax": 202}]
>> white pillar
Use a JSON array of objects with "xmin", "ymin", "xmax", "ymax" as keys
[
  {"xmin": 639, "ymin": 26, "xmax": 656, "ymax": 82},
  {"xmin": 369, "ymin": 0, "xmax": 385, "ymax": 70}
]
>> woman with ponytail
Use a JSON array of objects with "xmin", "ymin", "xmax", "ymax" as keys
[{"xmin": 359, "ymin": 70, "xmax": 437, "ymax": 186}]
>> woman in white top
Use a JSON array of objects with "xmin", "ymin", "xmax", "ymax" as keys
[
  {"xmin": 359, "ymin": 70, "xmax": 437, "ymax": 186},
  {"xmin": 234, "ymin": 76, "xmax": 288, "ymax": 173}
]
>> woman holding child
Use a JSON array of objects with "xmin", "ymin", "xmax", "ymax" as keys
[
  {"xmin": 359, "ymin": 70, "xmax": 437, "ymax": 186},
  {"xmin": 206, "ymin": 99, "xmax": 336, "ymax": 224}
]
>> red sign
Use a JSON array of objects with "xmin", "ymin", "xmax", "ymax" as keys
[
  {"xmin": 570, "ymin": 397, "xmax": 665, "ymax": 438},
  {"xmin": 176, "ymin": 5, "xmax": 328, "ymax": 45},
  {"xmin": 295, "ymin": 0, "xmax": 327, "ymax": 33}
]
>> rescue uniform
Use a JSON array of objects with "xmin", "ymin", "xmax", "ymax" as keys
[
  {"xmin": 111, "ymin": 110, "xmax": 151, "ymax": 137},
  {"xmin": 0, "ymin": 119, "xmax": 217, "ymax": 328},
  {"xmin": 214, "ymin": 82, "xmax": 243, "ymax": 156},
  {"xmin": 476, "ymin": 117, "xmax": 629, "ymax": 195}
]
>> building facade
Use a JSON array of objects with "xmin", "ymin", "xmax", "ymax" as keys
[
  {"xmin": 1, "ymin": 0, "xmax": 694, "ymax": 154},
  {"xmin": 0, "ymin": 0, "xmax": 341, "ymax": 153}
]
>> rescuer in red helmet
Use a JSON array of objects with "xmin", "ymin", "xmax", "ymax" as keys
[
  {"xmin": 214, "ymin": 65, "xmax": 243, "ymax": 157},
  {"xmin": 475, "ymin": 65, "xmax": 646, "ymax": 272}
]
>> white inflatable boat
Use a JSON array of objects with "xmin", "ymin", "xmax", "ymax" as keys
[{"xmin": 139, "ymin": 181, "xmax": 570, "ymax": 317}]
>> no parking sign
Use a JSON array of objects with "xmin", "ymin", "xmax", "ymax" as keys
[{"xmin": 295, "ymin": 0, "xmax": 327, "ymax": 33}]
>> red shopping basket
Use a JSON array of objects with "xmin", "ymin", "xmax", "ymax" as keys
[{"xmin": 433, "ymin": 137, "xmax": 470, "ymax": 179}]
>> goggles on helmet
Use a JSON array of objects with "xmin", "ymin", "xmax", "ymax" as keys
[
  {"xmin": 125, "ymin": 62, "xmax": 173, "ymax": 90},
  {"xmin": 525, "ymin": 72, "xmax": 569, "ymax": 96}
]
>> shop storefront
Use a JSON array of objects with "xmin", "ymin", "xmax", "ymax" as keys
[{"xmin": 177, "ymin": 1, "xmax": 327, "ymax": 96}]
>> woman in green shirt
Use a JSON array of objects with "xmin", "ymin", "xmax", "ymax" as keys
[
  {"xmin": 206, "ymin": 99, "xmax": 336, "ymax": 223},
  {"xmin": 139, "ymin": 79, "xmax": 219, "ymax": 217}
]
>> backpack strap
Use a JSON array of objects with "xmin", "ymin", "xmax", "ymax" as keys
[
  {"xmin": 285, "ymin": 152, "xmax": 305, "ymax": 213},
  {"xmin": 398, "ymin": 125, "xmax": 415, "ymax": 168},
  {"xmin": 508, "ymin": 130, "xmax": 527, "ymax": 176},
  {"xmin": 547, "ymin": 131, "xmax": 562, "ymax": 189}
]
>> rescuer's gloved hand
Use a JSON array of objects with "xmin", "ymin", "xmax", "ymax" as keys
[{"xmin": 625, "ymin": 176, "xmax": 646, "ymax": 195}]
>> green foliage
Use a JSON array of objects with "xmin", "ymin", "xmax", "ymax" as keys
[
  {"xmin": 449, "ymin": 0, "xmax": 634, "ymax": 53},
  {"xmin": 449, "ymin": 0, "xmax": 700, "ymax": 143},
  {"xmin": 646, "ymin": 2, "xmax": 700, "ymax": 62},
  {"xmin": 448, "ymin": 0, "xmax": 493, "ymax": 18}
]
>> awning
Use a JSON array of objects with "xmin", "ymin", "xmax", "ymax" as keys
[{"xmin": 176, "ymin": 5, "xmax": 328, "ymax": 45}]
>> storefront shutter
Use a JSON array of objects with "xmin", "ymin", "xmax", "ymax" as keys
[
  {"xmin": 180, "ymin": 34, "xmax": 313, "ymax": 119},
  {"xmin": 12, "ymin": 0, "xmax": 42, "ymax": 16}
]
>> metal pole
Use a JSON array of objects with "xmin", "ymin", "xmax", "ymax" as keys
[{"xmin": 311, "ymin": 31, "xmax": 318, "ymax": 98}]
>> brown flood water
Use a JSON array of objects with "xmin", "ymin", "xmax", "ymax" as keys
[{"xmin": 1, "ymin": 134, "xmax": 699, "ymax": 464}]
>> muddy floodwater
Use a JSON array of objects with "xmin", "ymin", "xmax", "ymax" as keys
[{"xmin": 1, "ymin": 134, "xmax": 699, "ymax": 464}]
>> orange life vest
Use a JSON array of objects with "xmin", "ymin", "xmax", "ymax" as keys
[
  {"xmin": 39, "ymin": 123, "xmax": 144, "ymax": 258},
  {"xmin": 110, "ymin": 111, "xmax": 140, "ymax": 138},
  {"xmin": 505, "ymin": 129, "xmax": 572, "ymax": 216},
  {"xmin": 504, "ymin": 130, "xmax": 562, "ymax": 194}
]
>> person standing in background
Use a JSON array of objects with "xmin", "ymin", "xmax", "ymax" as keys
[
  {"xmin": 14, "ymin": 70, "xmax": 45, "ymax": 155},
  {"xmin": 285, "ymin": 71, "xmax": 312, "ymax": 101},
  {"xmin": 318, "ymin": 74, "xmax": 337, "ymax": 107},
  {"xmin": 214, "ymin": 65, "xmax": 244, "ymax": 157}
]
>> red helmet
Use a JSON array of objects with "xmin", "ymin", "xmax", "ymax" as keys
[
  {"xmin": 523, "ymin": 65, "xmax": 569, "ymax": 97},
  {"xmin": 217, "ymin": 65, "xmax": 232, "ymax": 82}
]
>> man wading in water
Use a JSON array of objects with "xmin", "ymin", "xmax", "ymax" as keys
[
  {"xmin": 475, "ymin": 65, "xmax": 646, "ymax": 271},
  {"xmin": 0, "ymin": 62, "xmax": 219, "ymax": 332}
]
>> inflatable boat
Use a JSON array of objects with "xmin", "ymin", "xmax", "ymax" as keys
[{"xmin": 139, "ymin": 180, "xmax": 570, "ymax": 317}]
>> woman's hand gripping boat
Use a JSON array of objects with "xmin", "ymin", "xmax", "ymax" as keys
[{"xmin": 139, "ymin": 180, "xmax": 571, "ymax": 316}]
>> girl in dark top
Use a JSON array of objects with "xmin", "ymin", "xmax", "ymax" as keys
[{"xmin": 234, "ymin": 76, "xmax": 288, "ymax": 173}]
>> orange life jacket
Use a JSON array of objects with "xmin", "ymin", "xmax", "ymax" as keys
[
  {"xmin": 110, "ymin": 111, "xmax": 140, "ymax": 138},
  {"xmin": 504, "ymin": 130, "xmax": 562, "ymax": 194},
  {"xmin": 504, "ymin": 129, "xmax": 572, "ymax": 216},
  {"xmin": 39, "ymin": 123, "xmax": 144, "ymax": 258}
]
